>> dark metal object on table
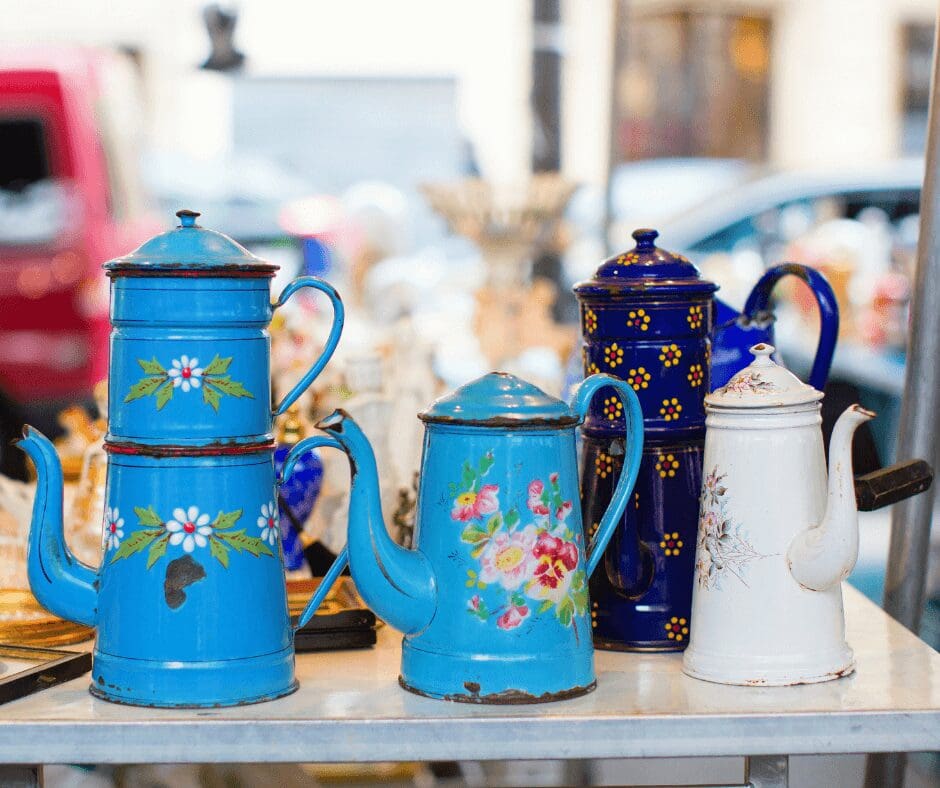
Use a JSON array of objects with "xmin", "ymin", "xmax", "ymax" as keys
[
  {"xmin": 288, "ymin": 578, "xmax": 376, "ymax": 653},
  {"xmin": 0, "ymin": 645, "xmax": 90, "ymax": 706}
]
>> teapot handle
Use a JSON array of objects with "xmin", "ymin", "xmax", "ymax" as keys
[
  {"xmin": 570, "ymin": 374, "xmax": 645, "ymax": 577},
  {"xmin": 279, "ymin": 435, "xmax": 349, "ymax": 630},
  {"xmin": 272, "ymin": 277, "xmax": 345, "ymax": 417},
  {"xmin": 743, "ymin": 263, "xmax": 839, "ymax": 391}
]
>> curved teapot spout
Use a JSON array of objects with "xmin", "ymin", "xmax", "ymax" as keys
[
  {"xmin": 787, "ymin": 405, "xmax": 875, "ymax": 592},
  {"xmin": 316, "ymin": 410, "xmax": 436, "ymax": 635},
  {"xmin": 16, "ymin": 427, "xmax": 98, "ymax": 627}
]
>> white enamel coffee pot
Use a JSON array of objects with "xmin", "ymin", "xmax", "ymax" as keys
[{"xmin": 683, "ymin": 343, "xmax": 874, "ymax": 686}]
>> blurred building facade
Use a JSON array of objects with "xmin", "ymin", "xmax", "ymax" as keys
[{"xmin": 0, "ymin": 0, "xmax": 935, "ymax": 192}]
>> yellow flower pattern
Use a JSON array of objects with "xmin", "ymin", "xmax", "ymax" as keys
[
  {"xmin": 583, "ymin": 308, "xmax": 598, "ymax": 334},
  {"xmin": 660, "ymin": 398, "xmax": 682, "ymax": 421},
  {"xmin": 604, "ymin": 342, "xmax": 624, "ymax": 368},
  {"xmin": 660, "ymin": 532, "xmax": 684, "ymax": 557},
  {"xmin": 587, "ymin": 362, "xmax": 600, "ymax": 375},
  {"xmin": 687, "ymin": 364, "xmax": 704, "ymax": 388},
  {"xmin": 659, "ymin": 344, "xmax": 682, "ymax": 367},
  {"xmin": 687, "ymin": 305, "xmax": 704, "ymax": 329},
  {"xmin": 595, "ymin": 452, "xmax": 614, "ymax": 479},
  {"xmin": 656, "ymin": 453, "xmax": 679, "ymax": 478},
  {"xmin": 603, "ymin": 396, "xmax": 623, "ymax": 421},
  {"xmin": 627, "ymin": 367, "xmax": 651, "ymax": 391},
  {"xmin": 626, "ymin": 308, "xmax": 650, "ymax": 331},
  {"xmin": 616, "ymin": 252, "xmax": 640, "ymax": 265},
  {"xmin": 665, "ymin": 616, "xmax": 689, "ymax": 641}
]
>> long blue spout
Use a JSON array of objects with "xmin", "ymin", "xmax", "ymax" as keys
[
  {"xmin": 316, "ymin": 410, "xmax": 436, "ymax": 635},
  {"xmin": 17, "ymin": 426, "xmax": 98, "ymax": 627}
]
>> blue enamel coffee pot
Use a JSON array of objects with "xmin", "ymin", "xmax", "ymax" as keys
[
  {"xmin": 19, "ymin": 210, "xmax": 344, "ymax": 707},
  {"xmin": 315, "ymin": 372, "xmax": 643, "ymax": 702},
  {"xmin": 574, "ymin": 229, "xmax": 714, "ymax": 651},
  {"xmin": 711, "ymin": 262, "xmax": 838, "ymax": 391}
]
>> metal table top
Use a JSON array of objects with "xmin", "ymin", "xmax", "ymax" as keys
[{"xmin": 0, "ymin": 585, "xmax": 936, "ymax": 765}]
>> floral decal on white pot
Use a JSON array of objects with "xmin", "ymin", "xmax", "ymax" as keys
[
  {"xmin": 454, "ymin": 453, "xmax": 588, "ymax": 632},
  {"xmin": 695, "ymin": 467, "xmax": 766, "ymax": 590},
  {"xmin": 124, "ymin": 353, "xmax": 253, "ymax": 412},
  {"xmin": 257, "ymin": 502, "xmax": 279, "ymax": 546},
  {"xmin": 106, "ymin": 504, "xmax": 274, "ymax": 569},
  {"xmin": 102, "ymin": 507, "xmax": 124, "ymax": 551}
]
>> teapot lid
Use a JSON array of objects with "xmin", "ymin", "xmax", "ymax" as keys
[
  {"xmin": 705, "ymin": 344, "xmax": 822, "ymax": 409},
  {"xmin": 104, "ymin": 210, "xmax": 278, "ymax": 276},
  {"xmin": 573, "ymin": 228, "xmax": 718, "ymax": 299},
  {"xmin": 419, "ymin": 372, "xmax": 578, "ymax": 427}
]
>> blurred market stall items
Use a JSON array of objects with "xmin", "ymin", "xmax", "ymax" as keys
[{"xmin": 422, "ymin": 175, "xmax": 578, "ymax": 381}]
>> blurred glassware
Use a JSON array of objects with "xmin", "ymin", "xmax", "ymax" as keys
[{"xmin": 65, "ymin": 381, "xmax": 108, "ymax": 568}]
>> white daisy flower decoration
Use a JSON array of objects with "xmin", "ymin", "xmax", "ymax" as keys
[
  {"xmin": 103, "ymin": 506, "xmax": 124, "ymax": 550},
  {"xmin": 166, "ymin": 506, "xmax": 212, "ymax": 552},
  {"xmin": 258, "ymin": 501, "xmax": 279, "ymax": 545},
  {"xmin": 167, "ymin": 355, "xmax": 203, "ymax": 392}
]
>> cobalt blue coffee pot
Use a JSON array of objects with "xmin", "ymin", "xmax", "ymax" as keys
[
  {"xmin": 574, "ymin": 229, "xmax": 716, "ymax": 651},
  {"xmin": 19, "ymin": 210, "xmax": 344, "ymax": 707},
  {"xmin": 711, "ymin": 263, "xmax": 839, "ymax": 391},
  {"xmin": 317, "ymin": 372, "xmax": 644, "ymax": 702}
]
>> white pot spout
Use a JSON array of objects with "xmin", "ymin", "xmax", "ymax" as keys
[{"xmin": 787, "ymin": 405, "xmax": 875, "ymax": 592}]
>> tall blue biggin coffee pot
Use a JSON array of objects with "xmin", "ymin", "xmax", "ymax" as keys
[{"xmin": 19, "ymin": 210, "xmax": 344, "ymax": 707}]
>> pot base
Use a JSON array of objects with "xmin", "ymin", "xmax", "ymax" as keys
[
  {"xmin": 89, "ymin": 645, "xmax": 297, "ymax": 708},
  {"xmin": 399, "ymin": 639, "xmax": 596, "ymax": 704},
  {"xmin": 682, "ymin": 646, "xmax": 855, "ymax": 687}
]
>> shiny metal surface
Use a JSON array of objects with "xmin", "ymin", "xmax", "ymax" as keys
[{"xmin": 0, "ymin": 586, "xmax": 934, "ymax": 765}]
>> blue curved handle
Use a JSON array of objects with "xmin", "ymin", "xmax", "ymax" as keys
[
  {"xmin": 743, "ymin": 263, "xmax": 839, "ymax": 391},
  {"xmin": 272, "ymin": 277, "xmax": 345, "ymax": 416},
  {"xmin": 570, "ymin": 374, "xmax": 645, "ymax": 577},
  {"xmin": 280, "ymin": 435, "xmax": 349, "ymax": 630}
]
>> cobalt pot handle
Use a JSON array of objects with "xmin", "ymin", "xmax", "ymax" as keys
[
  {"xmin": 570, "ymin": 374, "xmax": 645, "ymax": 577},
  {"xmin": 272, "ymin": 277, "xmax": 345, "ymax": 416},
  {"xmin": 743, "ymin": 262, "xmax": 839, "ymax": 391},
  {"xmin": 280, "ymin": 435, "xmax": 348, "ymax": 630}
]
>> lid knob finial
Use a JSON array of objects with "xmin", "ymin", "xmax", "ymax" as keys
[
  {"xmin": 750, "ymin": 343, "xmax": 776, "ymax": 366},
  {"xmin": 631, "ymin": 228, "xmax": 659, "ymax": 251},
  {"xmin": 176, "ymin": 209, "xmax": 201, "ymax": 229}
]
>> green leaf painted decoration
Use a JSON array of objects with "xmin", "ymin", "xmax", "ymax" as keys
[
  {"xmin": 203, "ymin": 384, "xmax": 221, "ymax": 412},
  {"xmin": 111, "ymin": 528, "xmax": 162, "ymax": 563},
  {"xmin": 217, "ymin": 530, "xmax": 274, "ymax": 557},
  {"xmin": 146, "ymin": 534, "xmax": 170, "ymax": 569},
  {"xmin": 210, "ymin": 538, "xmax": 230, "ymax": 568},
  {"xmin": 138, "ymin": 357, "xmax": 166, "ymax": 375},
  {"xmin": 202, "ymin": 354, "xmax": 232, "ymax": 375},
  {"xmin": 125, "ymin": 376, "xmax": 166, "ymax": 402},
  {"xmin": 155, "ymin": 381, "xmax": 174, "ymax": 410},
  {"xmin": 125, "ymin": 353, "xmax": 252, "ymax": 412},
  {"xmin": 213, "ymin": 510, "xmax": 242, "ymax": 530},
  {"xmin": 134, "ymin": 506, "xmax": 162, "ymax": 528}
]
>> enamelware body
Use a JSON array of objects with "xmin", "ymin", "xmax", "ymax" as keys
[
  {"xmin": 20, "ymin": 211, "xmax": 344, "ymax": 707},
  {"xmin": 319, "ymin": 372, "xmax": 645, "ymax": 702},
  {"xmin": 683, "ymin": 345, "xmax": 872, "ymax": 685},
  {"xmin": 574, "ymin": 229, "xmax": 714, "ymax": 651}
]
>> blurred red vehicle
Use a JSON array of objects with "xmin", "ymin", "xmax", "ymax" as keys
[{"xmin": 0, "ymin": 48, "xmax": 159, "ymax": 474}]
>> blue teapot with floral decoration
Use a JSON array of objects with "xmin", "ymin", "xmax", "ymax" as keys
[
  {"xmin": 18, "ymin": 210, "xmax": 344, "ymax": 708},
  {"xmin": 316, "ymin": 371, "xmax": 643, "ymax": 702}
]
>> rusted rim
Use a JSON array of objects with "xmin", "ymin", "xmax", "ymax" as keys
[
  {"xmin": 399, "ymin": 676, "xmax": 596, "ymax": 704},
  {"xmin": 106, "ymin": 267, "xmax": 276, "ymax": 279},
  {"xmin": 105, "ymin": 439, "xmax": 275, "ymax": 457}
]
